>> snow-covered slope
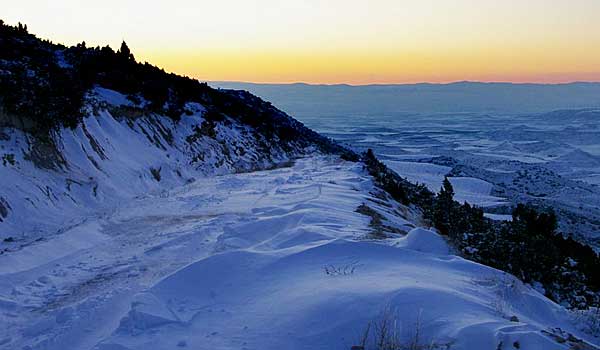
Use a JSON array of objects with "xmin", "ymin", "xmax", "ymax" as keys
[
  {"xmin": 0, "ymin": 88, "xmax": 325, "ymax": 247},
  {"xmin": 3, "ymin": 23, "xmax": 598, "ymax": 350},
  {"xmin": 1, "ymin": 157, "xmax": 597, "ymax": 350}
]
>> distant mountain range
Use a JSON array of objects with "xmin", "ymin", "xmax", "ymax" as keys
[{"xmin": 213, "ymin": 81, "xmax": 600, "ymax": 116}]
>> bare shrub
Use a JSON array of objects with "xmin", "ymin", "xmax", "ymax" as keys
[
  {"xmin": 323, "ymin": 260, "xmax": 362, "ymax": 276},
  {"xmin": 150, "ymin": 166, "xmax": 162, "ymax": 182},
  {"xmin": 356, "ymin": 204, "xmax": 405, "ymax": 239},
  {"xmin": 351, "ymin": 307, "xmax": 443, "ymax": 350},
  {"xmin": 574, "ymin": 307, "xmax": 600, "ymax": 337},
  {"xmin": 475, "ymin": 273, "xmax": 523, "ymax": 319}
]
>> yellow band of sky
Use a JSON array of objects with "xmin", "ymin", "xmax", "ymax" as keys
[{"xmin": 3, "ymin": 0, "xmax": 600, "ymax": 84}]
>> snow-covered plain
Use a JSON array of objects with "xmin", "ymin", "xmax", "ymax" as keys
[
  {"xmin": 285, "ymin": 110, "xmax": 600, "ymax": 243},
  {"xmin": 385, "ymin": 161, "xmax": 508, "ymax": 220},
  {"xmin": 1, "ymin": 156, "xmax": 597, "ymax": 349},
  {"xmin": 384, "ymin": 161, "xmax": 451, "ymax": 193}
]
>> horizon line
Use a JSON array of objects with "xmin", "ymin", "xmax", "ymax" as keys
[{"xmin": 209, "ymin": 80, "xmax": 600, "ymax": 87}]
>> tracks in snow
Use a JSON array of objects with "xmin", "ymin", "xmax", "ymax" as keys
[{"xmin": 0, "ymin": 156, "xmax": 374, "ymax": 349}]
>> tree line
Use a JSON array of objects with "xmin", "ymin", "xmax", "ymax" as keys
[{"xmin": 363, "ymin": 149, "xmax": 600, "ymax": 309}]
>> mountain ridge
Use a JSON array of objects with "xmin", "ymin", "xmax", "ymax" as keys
[
  {"xmin": 212, "ymin": 80, "xmax": 600, "ymax": 88},
  {"xmin": 213, "ymin": 81, "xmax": 600, "ymax": 116}
]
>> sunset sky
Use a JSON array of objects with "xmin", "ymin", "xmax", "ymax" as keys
[{"xmin": 3, "ymin": 0, "xmax": 600, "ymax": 84}]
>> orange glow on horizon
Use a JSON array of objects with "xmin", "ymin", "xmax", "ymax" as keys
[
  {"xmin": 3, "ymin": 0, "xmax": 600, "ymax": 84},
  {"xmin": 141, "ymin": 46, "xmax": 600, "ymax": 85}
]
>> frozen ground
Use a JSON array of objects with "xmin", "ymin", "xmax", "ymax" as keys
[{"xmin": 0, "ymin": 157, "xmax": 597, "ymax": 350}]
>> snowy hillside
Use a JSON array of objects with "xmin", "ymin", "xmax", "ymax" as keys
[
  {"xmin": 0, "ymin": 88, "xmax": 335, "ymax": 247},
  {"xmin": 2, "ymin": 157, "xmax": 598, "ymax": 350},
  {"xmin": 1, "ymin": 22, "xmax": 599, "ymax": 350}
]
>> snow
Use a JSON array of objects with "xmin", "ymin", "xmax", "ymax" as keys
[
  {"xmin": 484, "ymin": 213, "xmax": 514, "ymax": 221},
  {"xmin": 0, "ymin": 88, "xmax": 598, "ymax": 349},
  {"xmin": 395, "ymin": 227, "xmax": 450, "ymax": 255},
  {"xmin": 0, "ymin": 98, "xmax": 296, "ymax": 243},
  {"xmin": 450, "ymin": 177, "xmax": 507, "ymax": 207},
  {"xmin": 283, "ymin": 103, "xmax": 600, "ymax": 242},
  {"xmin": 385, "ymin": 161, "xmax": 451, "ymax": 192},
  {"xmin": 0, "ymin": 156, "xmax": 595, "ymax": 349},
  {"xmin": 93, "ymin": 87, "xmax": 134, "ymax": 107},
  {"xmin": 0, "ymin": 221, "xmax": 105, "ymax": 274},
  {"xmin": 384, "ymin": 161, "xmax": 506, "ymax": 207}
]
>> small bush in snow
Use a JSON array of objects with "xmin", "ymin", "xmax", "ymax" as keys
[
  {"xmin": 490, "ymin": 274, "xmax": 522, "ymax": 319},
  {"xmin": 323, "ymin": 261, "xmax": 361, "ymax": 276},
  {"xmin": 150, "ymin": 167, "xmax": 162, "ymax": 182},
  {"xmin": 574, "ymin": 307, "xmax": 600, "ymax": 337},
  {"xmin": 352, "ymin": 308, "xmax": 442, "ymax": 350}
]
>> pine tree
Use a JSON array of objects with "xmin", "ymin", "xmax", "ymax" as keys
[
  {"xmin": 433, "ymin": 177, "xmax": 455, "ymax": 236},
  {"xmin": 118, "ymin": 41, "xmax": 135, "ymax": 62},
  {"xmin": 440, "ymin": 177, "xmax": 454, "ymax": 200}
]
